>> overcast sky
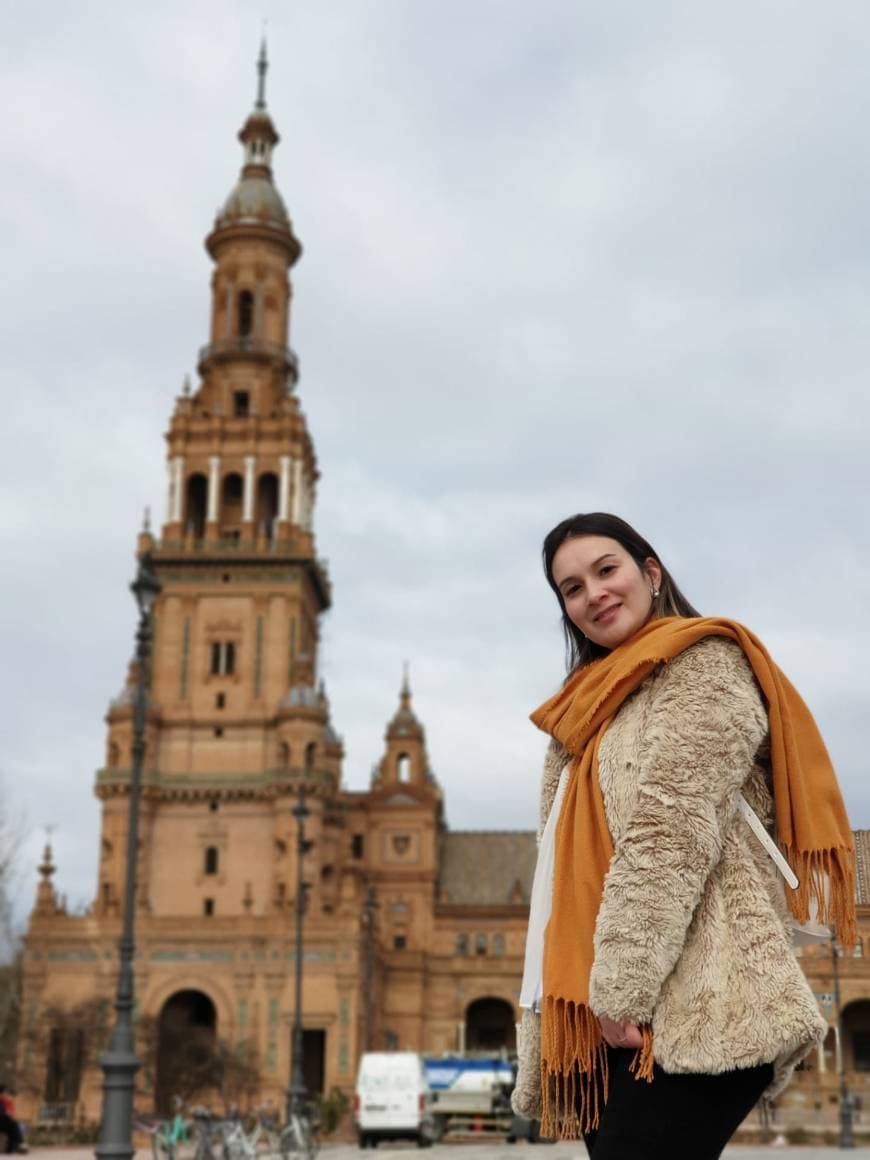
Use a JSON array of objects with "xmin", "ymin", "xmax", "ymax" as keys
[{"xmin": 1, "ymin": 0, "xmax": 868, "ymax": 928}]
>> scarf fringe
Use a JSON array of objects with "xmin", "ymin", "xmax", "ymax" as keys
[
  {"xmin": 538, "ymin": 997, "xmax": 653, "ymax": 1139},
  {"xmin": 629, "ymin": 1025, "xmax": 655, "ymax": 1082},
  {"xmin": 785, "ymin": 844, "xmax": 857, "ymax": 949}
]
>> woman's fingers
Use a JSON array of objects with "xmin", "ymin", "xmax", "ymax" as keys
[
  {"xmin": 621, "ymin": 1022, "xmax": 643, "ymax": 1048},
  {"xmin": 598, "ymin": 1014, "xmax": 643, "ymax": 1048}
]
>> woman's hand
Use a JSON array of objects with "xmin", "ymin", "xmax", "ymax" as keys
[{"xmin": 598, "ymin": 1014, "xmax": 643, "ymax": 1049}]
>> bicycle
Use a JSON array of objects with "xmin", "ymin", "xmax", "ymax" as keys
[
  {"xmin": 219, "ymin": 1111, "xmax": 284, "ymax": 1160},
  {"xmin": 134, "ymin": 1110, "xmax": 188, "ymax": 1160},
  {"xmin": 188, "ymin": 1108, "xmax": 228, "ymax": 1160},
  {"xmin": 279, "ymin": 1105, "xmax": 319, "ymax": 1160}
]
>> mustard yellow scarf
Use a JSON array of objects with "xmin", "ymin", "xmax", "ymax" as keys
[{"xmin": 530, "ymin": 616, "xmax": 856, "ymax": 1138}]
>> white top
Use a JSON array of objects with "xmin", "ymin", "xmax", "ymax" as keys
[{"xmin": 519, "ymin": 765, "xmax": 570, "ymax": 1011}]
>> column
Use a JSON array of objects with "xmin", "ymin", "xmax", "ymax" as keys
[
  {"xmin": 278, "ymin": 456, "xmax": 291, "ymax": 522},
  {"xmin": 224, "ymin": 288, "xmax": 233, "ymax": 338},
  {"xmin": 304, "ymin": 482, "xmax": 315, "ymax": 532},
  {"xmin": 165, "ymin": 461, "xmax": 175, "ymax": 527},
  {"xmin": 171, "ymin": 456, "xmax": 184, "ymax": 523},
  {"xmin": 255, "ymin": 285, "xmax": 264, "ymax": 338},
  {"xmin": 291, "ymin": 459, "xmax": 303, "ymax": 525},
  {"xmin": 207, "ymin": 456, "xmax": 220, "ymax": 524},
  {"xmin": 243, "ymin": 455, "xmax": 256, "ymax": 523}
]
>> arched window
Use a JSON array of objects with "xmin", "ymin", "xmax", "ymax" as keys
[
  {"xmin": 204, "ymin": 846, "xmax": 219, "ymax": 876},
  {"xmin": 305, "ymin": 742, "xmax": 316, "ymax": 772},
  {"xmin": 397, "ymin": 753, "xmax": 411, "ymax": 782},
  {"xmin": 238, "ymin": 290, "xmax": 254, "ymax": 337},
  {"xmin": 256, "ymin": 473, "xmax": 279, "ymax": 542},
  {"xmin": 221, "ymin": 473, "xmax": 243, "ymax": 531},
  {"xmin": 185, "ymin": 473, "xmax": 208, "ymax": 540},
  {"xmin": 492, "ymin": 933, "xmax": 505, "ymax": 958},
  {"xmin": 475, "ymin": 933, "xmax": 487, "ymax": 956},
  {"xmin": 279, "ymin": 742, "xmax": 290, "ymax": 770}
]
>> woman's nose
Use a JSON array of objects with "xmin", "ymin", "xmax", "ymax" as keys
[{"xmin": 587, "ymin": 580, "xmax": 608, "ymax": 604}]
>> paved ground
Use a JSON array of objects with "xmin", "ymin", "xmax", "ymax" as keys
[{"xmin": 21, "ymin": 1144, "xmax": 870, "ymax": 1159}]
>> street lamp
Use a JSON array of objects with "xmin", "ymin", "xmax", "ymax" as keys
[
  {"xmin": 96, "ymin": 552, "xmax": 161, "ymax": 1160},
  {"xmin": 830, "ymin": 939, "xmax": 856, "ymax": 1150},
  {"xmin": 286, "ymin": 786, "xmax": 313, "ymax": 1123},
  {"xmin": 362, "ymin": 887, "xmax": 379, "ymax": 1052}
]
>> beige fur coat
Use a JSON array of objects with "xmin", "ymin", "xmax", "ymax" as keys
[{"xmin": 512, "ymin": 637, "xmax": 826, "ymax": 1120}]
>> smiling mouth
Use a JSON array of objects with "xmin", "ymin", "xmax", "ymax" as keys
[{"xmin": 594, "ymin": 604, "xmax": 621, "ymax": 624}]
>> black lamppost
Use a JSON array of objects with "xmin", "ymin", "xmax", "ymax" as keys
[
  {"xmin": 362, "ymin": 887, "xmax": 379, "ymax": 1052},
  {"xmin": 831, "ymin": 939, "xmax": 856, "ymax": 1150},
  {"xmin": 96, "ymin": 552, "xmax": 160, "ymax": 1160},
  {"xmin": 286, "ymin": 787, "xmax": 312, "ymax": 1122}
]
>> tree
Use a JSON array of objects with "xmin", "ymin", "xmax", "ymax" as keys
[
  {"xmin": 138, "ymin": 1008, "xmax": 262, "ymax": 1116},
  {"xmin": 0, "ymin": 957, "xmax": 21, "ymax": 1085},
  {"xmin": 0, "ymin": 778, "xmax": 25, "ymax": 1086},
  {"xmin": 15, "ymin": 998, "xmax": 108, "ymax": 1110},
  {"xmin": 0, "ymin": 781, "xmax": 24, "ymax": 964}
]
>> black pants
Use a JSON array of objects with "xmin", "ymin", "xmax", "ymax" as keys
[
  {"xmin": 582, "ymin": 1047, "xmax": 773, "ymax": 1160},
  {"xmin": 0, "ymin": 1113, "xmax": 22, "ymax": 1154}
]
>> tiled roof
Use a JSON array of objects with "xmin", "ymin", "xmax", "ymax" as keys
[
  {"xmin": 435, "ymin": 829, "xmax": 870, "ymax": 909},
  {"xmin": 854, "ymin": 830, "xmax": 870, "ymax": 905},
  {"xmin": 438, "ymin": 831, "xmax": 537, "ymax": 906}
]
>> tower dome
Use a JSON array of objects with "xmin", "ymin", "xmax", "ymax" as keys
[
  {"xmin": 207, "ymin": 40, "xmax": 300, "ymax": 259},
  {"xmin": 386, "ymin": 667, "xmax": 424, "ymax": 743},
  {"xmin": 217, "ymin": 164, "xmax": 290, "ymax": 232}
]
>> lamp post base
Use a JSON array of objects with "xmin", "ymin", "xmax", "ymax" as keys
[
  {"xmin": 94, "ymin": 1045, "xmax": 141, "ymax": 1160},
  {"xmin": 839, "ymin": 1086, "xmax": 855, "ymax": 1150}
]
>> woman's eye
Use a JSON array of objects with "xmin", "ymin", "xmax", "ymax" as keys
[{"xmin": 600, "ymin": 565, "xmax": 615, "ymax": 575}]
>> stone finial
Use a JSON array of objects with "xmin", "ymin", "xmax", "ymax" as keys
[
  {"xmin": 38, "ymin": 841, "xmax": 55, "ymax": 883},
  {"xmin": 255, "ymin": 36, "xmax": 268, "ymax": 111},
  {"xmin": 35, "ymin": 840, "xmax": 60, "ymax": 916}
]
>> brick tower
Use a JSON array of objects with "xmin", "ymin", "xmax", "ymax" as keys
[
  {"xmin": 19, "ymin": 45, "xmax": 359, "ymax": 1119},
  {"xmin": 17, "ymin": 48, "xmax": 540, "ymax": 1128}
]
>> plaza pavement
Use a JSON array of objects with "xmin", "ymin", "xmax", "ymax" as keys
[{"xmin": 21, "ymin": 1143, "xmax": 870, "ymax": 1159}]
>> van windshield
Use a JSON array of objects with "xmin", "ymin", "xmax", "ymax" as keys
[{"xmin": 360, "ymin": 1072, "xmax": 414, "ymax": 1091}]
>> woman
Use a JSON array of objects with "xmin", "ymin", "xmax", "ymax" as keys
[{"xmin": 511, "ymin": 512, "xmax": 855, "ymax": 1160}]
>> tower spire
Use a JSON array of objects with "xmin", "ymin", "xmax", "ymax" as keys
[{"xmin": 256, "ymin": 37, "xmax": 268, "ymax": 111}]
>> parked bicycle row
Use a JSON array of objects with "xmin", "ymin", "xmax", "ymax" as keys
[{"xmin": 134, "ymin": 1100, "xmax": 320, "ymax": 1160}]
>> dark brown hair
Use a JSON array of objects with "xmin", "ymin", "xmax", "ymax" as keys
[{"xmin": 543, "ymin": 512, "xmax": 700, "ymax": 672}]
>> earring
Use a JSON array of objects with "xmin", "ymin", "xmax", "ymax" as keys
[{"xmin": 651, "ymin": 588, "xmax": 660, "ymax": 599}]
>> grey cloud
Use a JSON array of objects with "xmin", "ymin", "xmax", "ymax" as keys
[{"xmin": 2, "ymin": 0, "xmax": 868, "ymax": 924}]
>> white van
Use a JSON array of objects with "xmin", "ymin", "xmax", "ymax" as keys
[{"xmin": 354, "ymin": 1051, "xmax": 434, "ymax": 1148}]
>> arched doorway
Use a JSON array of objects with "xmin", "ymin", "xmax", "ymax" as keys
[
  {"xmin": 842, "ymin": 1000, "xmax": 870, "ymax": 1072},
  {"xmin": 465, "ymin": 997, "xmax": 515, "ymax": 1051},
  {"xmin": 155, "ymin": 990, "xmax": 217, "ymax": 1113}
]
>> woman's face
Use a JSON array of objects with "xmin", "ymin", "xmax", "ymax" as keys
[{"xmin": 551, "ymin": 534, "xmax": 662, "ymax": 651}]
